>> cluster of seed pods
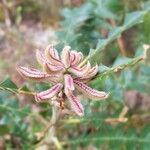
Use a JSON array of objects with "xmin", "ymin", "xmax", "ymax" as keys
[{"xmin": 17, "ymin": 45, "xmax": 109, "ymax": 116}]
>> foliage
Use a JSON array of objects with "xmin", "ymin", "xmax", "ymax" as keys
[{"xmin": 0, "ymin": 0, "xmax": 150, "ymax": 149}]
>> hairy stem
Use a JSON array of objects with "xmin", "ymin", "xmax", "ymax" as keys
[
  {"xmin": 36, "ymin": 104, "xmax": 62, "ymax": 150},
  {"xmin": 45, "ymin": 104, "xmax": 60, "ymax": 143}
]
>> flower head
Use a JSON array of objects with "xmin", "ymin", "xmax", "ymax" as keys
[{"xmin": 17, "ymin": 45, "xmax": 109, "ymax": 116}]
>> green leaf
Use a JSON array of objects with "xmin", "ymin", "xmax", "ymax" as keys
[
  {"xmin": 144, "ymin": 1, "xmax": 150, "ymax": 11},
  {"xmin": 87, "ymin": 10, "xmax": 148, "ymax": 63},
  {"xmin": 19, "ymin": 85, "xmax": 30, "ymax": 92},
  {"xmin": 123, "ymin": 11, "xmax": 146, "ymax": 28},
  {"xmin": 61, "ymin": 135, "xmax": 150, "ymax": 147},
  {"xmin": 61, "ymin": 2, "xmax": 93, "ymax": 29},
  {"xmin": 98, "ymin": 64, "xmax": 110, "ymax": 72},
  {"xmin": 0, "ymin": 124, "xmax": 9, "ymax": 135},
  {"xmin": 0, "ymin": 77, "xmax": 17, "ymax": 90},
  {"xmin": 96, "ymin": 39, "xmax": 108, "ymax": 51},
  {"xmin": 143, "ymin": 13, "xmax": 150, "ymax": 44},
  {"xmin": 0, "ymin": 78, "xmax": 34, "ymax": 95},
  {"xmin": 0, "ymin": 77, "xmax": 18, "ymax": 93},
  {"xmin": 113, "ymin": 56, "xmax": 133, "ymax": 67},
  {"xmin": 108, "ymin": 27, "xmax": 123, "ymax": 39}
]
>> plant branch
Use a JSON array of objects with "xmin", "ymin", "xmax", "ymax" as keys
[
  {"xmin": 35, "ymin": 104, "xmax": 62, "ymax": 150},
  {"xmin": 0, "ymin": 85, "xmax": 35, "ymax": 95},
  {"xmin": 92, "ymin": 56, "xmax": 144, "ymax": 82},
  {"xmin": 1, "ymin": 0, "xmax": 11, "ymax": 27}
]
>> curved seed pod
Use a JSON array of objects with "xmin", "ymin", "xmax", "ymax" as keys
[
  {"xmin": 77, "ymin": 64, "xmax": 98, "ymax": 82},
  {"xmin": 88, "ymin": 64, "xmax": 98, "ymax": 77},
  {"xmin": 47, "ymin": 74, "xmax": 63, "ymax": 84},
  {"xmin": 45, "ymin": 45, "xmax": 59, "ymax": 60},
  {"xmin": 36, "ymin": 50, "xmax": 64, "ymax": 75},
  {"xmin": 65, "ymin": 88, "xmax": 84, "ymax": 117},
  {"xmin": 49, "ymin": 46, "xmax": 60, "ymax": 60},
  {"xmin": 17, "ymin": 66, "xmax": 50, "ymax": 81},
  {"xmin": 79, "ymin": 61, "xmax": 91, "ymax": 71},
  {"xmin": 68, "ymin": 61, "xmax": 91, "ymax": 77},
  {"xmin": 70, "ymin": 52, "xmax": 76, "ymax": 63},
  {"xmin": 44, "ymin": 63, "xmax": 54, "ymax": 74},
  {"xmin": 45, "ymin": 45, "xmax": 63, "ymax": 66},
  {"xmin": 61, "ymin": 46, "xmax": 71, "ymax": 68},
  {"xmin": 35, "ymin": 83, "xmax": 63, "ymax": 102},
  {"xmin": 70, "ymin": 51, "xmax": 83, "ymax": 66},
  {"xmin": 44, "ymin": 62, "xmax": 64, "ymax": 73},
  {"xmin": 36, "ymin": 49, "xmax": 46, "ymax": 65},
  {"xmin": 64, "ymin": 74, "xmax": 75, "ymax": 91},
  {"xmin": 74, "ymin": 80, "xmax": 109, "ymax": 100}
]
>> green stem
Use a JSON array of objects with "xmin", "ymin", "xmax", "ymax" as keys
[{"xmin": 91, "ymin": 56, "xmax": 143, "ymax": 82}]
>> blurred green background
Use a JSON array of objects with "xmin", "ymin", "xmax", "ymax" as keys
[{"xmin": 0, "ymin": 0, "xmax": 150, "ymax": 149}]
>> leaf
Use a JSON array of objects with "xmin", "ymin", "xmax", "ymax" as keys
[
  {"xmin": 0, "ymin": 124, "xmax": 9, "ymax": 135},
  {"xmin": 61, "ymin": 2, "xmax": 93, "ymax": 29},
  {"xmin": 143, "ymin": 1, "xmax": 150, "ymax": 11},
  {"xmin": 94, "ymin": 7, "xmax": 116, "ymax": 19},
  {"xmin": 61, "ymin": 134, "xmax": 150, "ymax": 147},
  {"xmin": 123, "ymin": 11, "xmax": 146, "ymax": 28},
  {"xmin": 19, "ymin": 85, "xmax": 30, "ymax": 92},
  {"xmin": 86, "ymin": 10, "xmax": 148, "ymax": 63},
  {"xmin": 98, "ymin": 64, "xmax": 110, "ymax": 73},
  {"xmin": 96, "ymin": 39, "xmax": 108, "ymax": 51},
  {"xmin": 143, "ymin": 13, "xmax": 150, "ymax": 44},
  {"xmin": 108, "ymin": 27, "xmax": 123, "ymax": 39},
  {"xmin": 112, "ymin": 56, "xmax": 133, "ymax": 67},
  {"xmin": 0, "ymin": 76, "xmax": 17, "ymax": 90},
  {"xmin": 0, "ymin": 78, "xmax": 34, "ymax": 95}
]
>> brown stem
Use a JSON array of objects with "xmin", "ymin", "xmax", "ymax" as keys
[
  {"xmin": 1, "ymin": 0, "xmax": 11, "ymax": 27},
  {"xmin": 105, "ymin": 106, "xmax": 129, "ymax": 125},
  {"xmin": 109, "ymin": 19, "xmax": 128, "ymax": 56}
]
